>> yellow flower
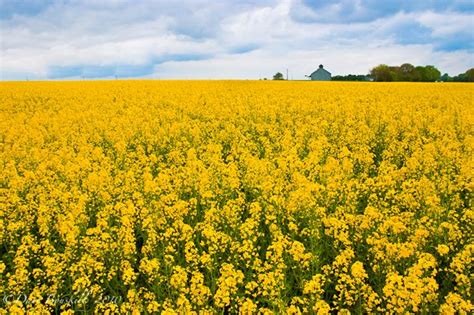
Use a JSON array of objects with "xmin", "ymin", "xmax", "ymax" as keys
[
  {"xmin": 214, "ymin": 264, "xmax": 244, "ymax": 308},
  {"xmin": 1, "ymin": 80, "xmax": 471, "ymax": 313},
  {"xmin": 440, "ymin": 293, "xmax": 473, "ymax": 315},
  {"xmin": 239, "ymin": 298, "xmax": 257, "ymax": 314},
  {"xmin": 437, "ymin": 244, "xmax": 449, "ymax": 256},
  {"xmin": 0, "ymin": 262, "xmax": 5, "ymax": 274},
  {"xmin": 170, "ymin": 266, "xmax": 188, "ymax": 293},
  {"xmin": 350, "ymin": 261, "xmax": 367, "ymax": 280},
  {"xmin": 313, "ymin": 300, "xmax": 331, "ymax": 314}
]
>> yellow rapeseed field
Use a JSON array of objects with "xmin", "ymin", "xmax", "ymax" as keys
[{"xmin": 0, "ymin": 81, "xmax": 473, "ymax": 314}]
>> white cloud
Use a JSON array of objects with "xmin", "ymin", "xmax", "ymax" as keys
[
  {"xmin": 154, "ymin": 44, "xmax": 474, "ymax": 80},
  {"xmin": 416, "ymin": 11, "xmax": 474, "ymax": 37},
  {"xmin": 0, "ymin": 0, "xmax": 473, "ymax": 80}
]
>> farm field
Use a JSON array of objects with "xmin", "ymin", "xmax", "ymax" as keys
[{"xmin": 0, "ymin": 81, "xmax": 473, "ymax": 314}]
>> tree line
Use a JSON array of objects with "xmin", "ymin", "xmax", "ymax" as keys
[
  {"xmin": 269, "ymin": 64, "xmax": 474, "ymax": 82},
  {"xmin": 440, "ymin": 70, "xmax": 474, "ymax": 82},
  {"xmin": 332, "ymin": 74, "xmax": 371, "ymax": 81},
  {"xmin": 370, "ymin": 64, "xmax": 474, "ymax": 82}
]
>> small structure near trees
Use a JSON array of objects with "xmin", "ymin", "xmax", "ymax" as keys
[{"xmin": 306, "ymin": 65, "xmax": 331, "ymax": 81}]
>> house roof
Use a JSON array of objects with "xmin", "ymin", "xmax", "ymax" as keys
[{"xmin": 310, "ymin": 68, "xmax": 331, "ymax": 77}]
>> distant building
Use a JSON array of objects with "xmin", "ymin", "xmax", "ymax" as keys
[{"xmin": 307, "ymin": 65, "xmax": 331, "ymax": 81}]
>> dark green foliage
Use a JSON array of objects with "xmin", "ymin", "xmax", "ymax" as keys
[
  {"xmin": 370, "ymin": 64, "xmax": 392, "ymax": 82},
  {"xmin": 370, "ymin": 64, "xmax": 443, "ymax": 82},
  {"xmin": 273, "ymin": 72, "xmax": 284, "ymax": 80},
  {"xmin": 443, "ymin": 68, "xmax": 474, "ymax": 82},
  {"xmin": 332, "ymin": 74, "xmax": 371, "ymax": 81}
]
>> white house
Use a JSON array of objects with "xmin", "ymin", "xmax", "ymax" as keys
[{"xmin": 307, "ymin": 65, "xmax": 331, "ymax": 81}]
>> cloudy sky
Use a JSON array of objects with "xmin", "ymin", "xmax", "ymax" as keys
[{"xmin": 1, "ymin": 0, "xmax": 473, "ymax": 80}]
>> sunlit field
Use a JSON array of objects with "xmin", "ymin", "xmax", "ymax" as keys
[{"xmin": 0, "ymin": 81, "xmax": 472, "ymax": 314}]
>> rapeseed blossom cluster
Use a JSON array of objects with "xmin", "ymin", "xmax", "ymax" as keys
[{"xmin": 0, "ymin": 81, "xmax": 472, "ymax": 313}]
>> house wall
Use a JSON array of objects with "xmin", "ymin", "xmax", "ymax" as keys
[{"xmin": 310, "ymin": 70, "xmax": 331, "ymax": 81}]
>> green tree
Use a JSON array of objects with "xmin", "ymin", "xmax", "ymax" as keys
[
  {"xmin": 413, "ymin": 66, "xmax": 425, "ymax": 81},
  {"xmin": 420, "ymin": 65, "xmax": 441, "ymax": 82},
  {"xmin": 465, "ymin": 68, "xmax": 474, "ymax": 82},
  {"xmin": 389, "ymin": 67, "xmax": 400, "ymax": 81},
  {"xmin": 273, "ymin": 72, "xmax": 284, "ymax": 80},
  {"xmin": 370, "ymin": 64, "xmax": 393, "ymax": 81},
  {"xmin": 440, "ymin": 73, "xmax": 451, "ymax": 82},
  {"xmin": 453, "ymin": 73, "xmax": 467, "ymax": 82},
  {"xmin": 398, "ymin": 63, "xmax": 416, "ymax": 81}
]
